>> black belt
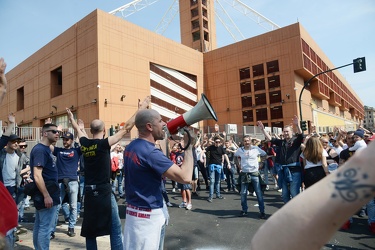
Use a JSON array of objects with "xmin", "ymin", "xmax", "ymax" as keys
[
  {"xmin": 287, "ymin": 166, "xmax": 301, "ymax": 172},
  {"xmin": 85, "ymin": 184, "xmax": 107, "ymax": 191}
]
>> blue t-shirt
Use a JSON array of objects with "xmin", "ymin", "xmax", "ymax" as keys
[
  {"xmin": 124, "ymin": 139, "xmax": 173, "ymax": 209},
  {"xmin": 54, "ymin": 147, "xmax": 81, "ymax": 180},
  {"xmin": 30, "ymin": 144, "xmax": 58, "ymax": 182},
  {"xmin": 30, "ymin": 143, "xmax": 59, "ymax": 206}
]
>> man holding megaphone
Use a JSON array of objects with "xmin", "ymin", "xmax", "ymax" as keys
[
  {"xmin": 123, "ymin": 94, "xmax": 217, "ymax": 249},
  {"xmin": 122, "ymin": 109, "xmax": 194, "ymax": 249}
]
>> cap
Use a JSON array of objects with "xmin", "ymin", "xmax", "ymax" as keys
[
  {"xmin": 354, "ymin": 129, "xmax": 364, "ymax": 139},
  {"xmin": 62, "ymin": 132, "xmax": 74, "ymax": 140},
  {"xmin": 8, "ymin": 134, "xmax": 21, "ymax": 142}
]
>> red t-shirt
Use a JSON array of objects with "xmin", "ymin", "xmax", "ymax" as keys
[{"xmin": 0, "ymin": 182, "xmax": 18, "ymax": 235}]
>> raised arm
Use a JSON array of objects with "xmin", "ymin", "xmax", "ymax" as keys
[
  {"xmin": 0, "ymin": 58, "xmax": 7, "ymax": 104},
  {"xmin": 108, "ymin": 96, "xmax": 151, "ymax": 146},
  {"xmin": 3, "ymin": 113, "xmax": 16, "ymax": 137},
  {"xmin": 257, "ymin": 121, "xmax": 271, "ymax": 141},
  {"xmin": 77, "ymin": 119, "xmax": 88, "ymax": 138},
  {"xmin": 292, "ymin": 115, "xmax": 302, "ymax": 135},
  {"xmin": 66, "ymin": 108, "xmax": 85, "ymax": 139},
  {"xmin": 336, "ymin": 128, "xmax": 346, "ymax": 147},
  {"xmin": 251, "ymin": 139, "xmax": 375, "ymax": 250}
]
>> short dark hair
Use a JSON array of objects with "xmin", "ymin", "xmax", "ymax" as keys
[
  {"xmin": 213, "ymin": 136, "xmax": 221, "ymax": 142},
  {"xmin": 42, "ymin": 123, "xmax": 57, "ymax": 132}
]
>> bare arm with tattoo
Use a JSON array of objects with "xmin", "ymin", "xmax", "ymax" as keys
[{"xmin": 251, "ymin": 141, "xmax": 375, "ymax": 250}]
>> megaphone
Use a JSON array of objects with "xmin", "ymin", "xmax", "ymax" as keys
[{"xmin": 164, "ymin": 93, "xmax": 217, "ymax": 136}]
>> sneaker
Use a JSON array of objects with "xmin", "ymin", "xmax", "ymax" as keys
[
  {"xmin": 239, "ymin": 211, "xmax": 248, "ymax": 217},
  {"xmin": 178, "ymin": 202, "xmax": 187, "ymax": 208},
  {"xmin": 369, "ymin": 222, "xmax": 375, "ymax": 234},
  {"xmin": 65, "ymin": 218, "xmax": 69, "ymax": 224},
  {"xmin": 259, "ymin": 212, "xmax": 266, "ymax": 219},
  {"xmin": 358, "ymin": 210, "xmax": 366, "ymax": 218},
  {"xmin": 207, "ymin": 197, "xmax": 213, "ymax": 203},
  {"xmin": 186, "ymin": 203, "xmax": 192, "ymax": 210},
  {"xmin": 265, "ymin": 185, "xmax": 270, "ymax": 191},
  {"xmin": 67, "ymin": 228, "xmax": 76, "ymax": 237},
  {"xmin": 192, "ymin": 192, "xmax": 199, "ymax": 197},
  {"xmin": 172, "ymin": 188, "xmax": 176, "ymax": 193},
  {"xmin": 277, "ymin": 189, "xmax": 282, "ymax": 193},
  {"xmin": 166, "ymin": 202, "xmax": 173, "ymax": 207},
  {"xmin": 16, "ymin": 227, "xmax": 28, "ymax": 235},
  {"xmin": 216, "ymin": 196, "xmax": 225, "ymax": 199},
  {"xmin": 50, "ymin": 232, "xmax": 55, "ymax": 240},
  {"xmin": 252, "ymin": 192, "xmax": 257, "ymax": 197},
  {"xmin": 341, "ymin": 220, "xmax": 351, "ymax": 230},
  {"xmin": 18, "ymin": 217, "xmax": 29, "ymax": 223}
]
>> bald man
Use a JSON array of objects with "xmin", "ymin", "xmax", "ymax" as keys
[
  {"xmin": 123, "ymin": 109, "xmax": 194, "ymax": 250},
  {"xmin": 66, "ymin": 96, "xmax": 150, "ymax": 250}
]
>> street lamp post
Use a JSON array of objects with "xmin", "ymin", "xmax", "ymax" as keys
[{"xmin": 298, "ymin": 57, "xmax": 366, "ymax": 131}]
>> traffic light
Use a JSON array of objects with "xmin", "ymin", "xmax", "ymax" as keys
[
  {"xmin": 300, "ymin": 120, "xmax": 307, "ymax": 131},
  {"xmin": 353, "ymin": 57, "xmax": 366, "ymax": 73}
]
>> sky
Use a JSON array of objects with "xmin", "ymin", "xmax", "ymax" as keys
[{"xmin": 1, "ymin": 0, "xmax": 374, "ymax": 107}]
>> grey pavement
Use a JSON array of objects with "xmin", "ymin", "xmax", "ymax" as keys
[{"xmin": 15, "ymin": 183, "xmax": 375, "ymax": 250}]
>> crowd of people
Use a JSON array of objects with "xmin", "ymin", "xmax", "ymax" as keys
[{"xmin": 1, "ymin": 55, "xmax": 375, "ymax": 250}]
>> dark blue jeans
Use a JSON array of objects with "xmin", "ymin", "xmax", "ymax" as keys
[
  {"xmin": 224, "ymin": 163, "xmax": 237, "ymax": 190},
  {"xmin": 240, "ymin": 173, "xmax": 264, "ymax": 213}
]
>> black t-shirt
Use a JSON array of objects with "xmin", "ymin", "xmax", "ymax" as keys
[
  {"xmin": 206, "ymin": 145, "xmax": 226, "ymax": 165},
  {"xmin": 271, "ymin": 133, "xmax": 304, "ymax": 165},
  {"xmin": 340, "ymin": 148, "xmax": 355, "ymax": 162},
  {"xmin": 80, "ymin": 137, "xmax": 111, "ymax": 185}
]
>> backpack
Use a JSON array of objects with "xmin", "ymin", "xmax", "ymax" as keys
[{"xmin": 111, "ymin": 156, "xmax": 119, "ymax": 172}]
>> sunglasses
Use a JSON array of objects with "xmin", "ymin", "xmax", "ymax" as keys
[
  {"xmin": 46, "ymin": 130, "xmax": 60, "ymax": 134},
  {"xmin": 19, "ymin": 145, "xmax": 27, "ymax": 149},
  {"xmin": 215, "ymin": 141, "xmax": 221, "ymax": 143}
]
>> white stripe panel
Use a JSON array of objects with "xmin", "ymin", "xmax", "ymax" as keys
[
  {"xmin": 150, "ymin": 88, "xmax": 194, "ymax": 111},
  {"xmin": 150, "ymin": 72, "xmax": 197, "ymax": 101},
  {"xmin": 152, "ymin": 104, "xmax": 198, "ymax": 129},
  {"xmin": 154, "ymin": 64, "xmax": 197, "ymax": 89},
  {"xmin": 152, "ymin": 104, "xmax": 179, "ymax": 120}
]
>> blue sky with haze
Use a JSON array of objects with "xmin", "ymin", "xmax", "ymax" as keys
[{"xmin": 1, "ymin": 0, "xmax": 374, "ymax": 107}]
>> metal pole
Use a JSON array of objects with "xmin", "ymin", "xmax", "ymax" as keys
[{"xmin": 298, "ymin": 62, "xmax": 353, "ymax": 121}]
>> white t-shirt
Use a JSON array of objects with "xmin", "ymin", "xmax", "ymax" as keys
[
  {"xmin": 195, "ymin": 146, "xmax": 204, "ymax": 163},
  {"xmin": 2, "ymin": 152, "xmax": 20, "ymax": 186},
  {"xmin": 301, "ymin": 150, "xmax": 328, "ymax": 170},
  {"xmin": 234, "ymin": 146, "xmax": 266, "ymax": 173},
  {"xmin": 111, "ymin": 151, "xmax": 124, "ymax": 169},
  {"xmin": 332, "ymin": 145, "xmax": 343, "ymax": 156},
  {"xmin": 349, "ymin": 140, "xmax": 367, "ymax": 152}
]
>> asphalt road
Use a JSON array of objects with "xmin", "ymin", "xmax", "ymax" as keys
[{"xmin": 15, "ymin": 183, "xmax": 375, "ymax": 250}]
